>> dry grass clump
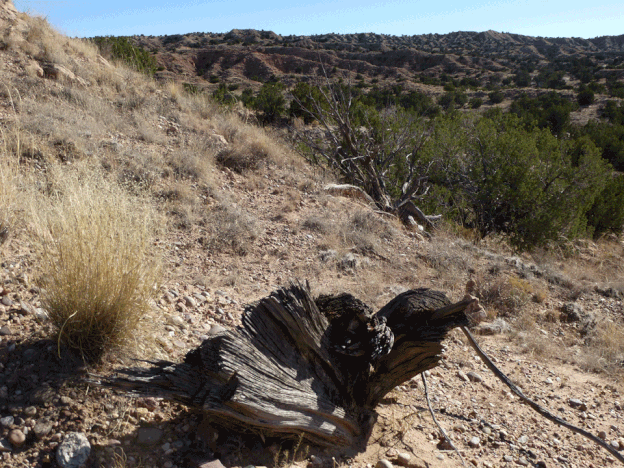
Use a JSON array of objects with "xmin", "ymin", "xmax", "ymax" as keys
[
  {"xmin": 578, "ymin": 319, "xmax": 624, "ymax": 376},
  {"xmin": 0, "ymin": 87, "xmax": 24, "ymax": 247},
  {"xmin": 8, "ymin": 13, "xmax": 97, "ymax": 66},
  {"xmin": 201, "ymin": 196, "xmax": 261, "ymax": 256},
  {"xmin": 302, "ymin": 215, "xmax": 332, "ymax": 234},
  {"xmin": 473, "ymin": 273, "xmax": 534, "ymax": 318},
  {"xmin": 216, "ymin": 138, "xmax": 272, "ymax": 173},
  {"xmin": 0, "ymin": 146, "xmax": 18, "ymax": 248},
  {"xmin": 30, "ymin": 164, "xmax": 161, "ymax": 362},
  {"xmin": 338, "ymin": 210, "xmax": 397, "ymax": 255}
]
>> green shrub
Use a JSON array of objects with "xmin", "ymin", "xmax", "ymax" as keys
[
  {"xmin": 91, "ymin": 36, "xmax": 157, "ymax": 75},
  {"xmin": 424, "ymin": 114, "xmax": 611, "ymax": 249},
  {"xmin": 469, "ymin": 97, "xmax": 483, "ymax": 109},
  {"xmin": 488, "ymin": 90, "xmax": 505, "ymax": 104},
  {"xmin": 253, "ymin": 82, "xmax": 286, "ymax": 123},
  {"xmin": 586, "ymin": 174, "xmax": 624, "ymax": 237},
  {"xmin": 577, "ymin": 88, "xmax": 595, "ymax": 106}
]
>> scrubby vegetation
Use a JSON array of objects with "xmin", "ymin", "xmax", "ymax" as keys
[
  {"xmin": 287, "ymin": 80, "xmax": 624, "ymax": 249},
  {"xmin": 92, "ymin": 36, "xmax": 158, "ymax": 75}
]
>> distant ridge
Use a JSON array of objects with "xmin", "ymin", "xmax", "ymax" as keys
[{"xmin": 128, "ymin": 28, "xmax": 624, "ymax": 97}]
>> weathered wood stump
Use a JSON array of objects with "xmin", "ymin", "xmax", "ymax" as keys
[{"xmin": 99, "ymin": 281, "xmax": 483, "ymax": 451}]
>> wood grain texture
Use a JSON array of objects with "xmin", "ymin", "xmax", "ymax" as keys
[{"xmin": 97, "ymin": 281, "xmax": 478, "ymax": 450}]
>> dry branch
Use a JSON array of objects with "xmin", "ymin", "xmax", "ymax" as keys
[{"xmin": 462, "ymin": 326, "xmax": 624, "ymax": 465}]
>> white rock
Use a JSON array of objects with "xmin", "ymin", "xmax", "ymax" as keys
[
  {"xmin": 376, "ymin": 459, "xmax": 393, "ymax": 468},
  {"xmin": 56, "ymin": 432, "xmax": 91, "ymax": 468}
]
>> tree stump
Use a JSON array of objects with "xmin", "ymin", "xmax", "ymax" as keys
[{"xmin": 98, "ymin": 281, "xmax": 483, "ymax": 451}]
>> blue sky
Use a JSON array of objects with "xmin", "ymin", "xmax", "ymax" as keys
[{"xmin": 14, "ymin": 0, "xmax": 624, "ymax": 39}]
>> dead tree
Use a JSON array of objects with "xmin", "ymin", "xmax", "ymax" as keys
[
  {"xmin": 97, "ymin": 281, "xmax": 482, "ymax": 451},
  {"xmin": 292, "ymin": 81, "xmax": 441, "ymax": 230}
]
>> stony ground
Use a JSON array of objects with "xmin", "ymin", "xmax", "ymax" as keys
[{"xmin": 1, "ymin": 160, "xmax": 623, "ymax": 468}]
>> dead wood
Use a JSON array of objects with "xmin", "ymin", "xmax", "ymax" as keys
[{"xmin": 94, "ymin": 281, "xmax": 480, "ymax": 451}]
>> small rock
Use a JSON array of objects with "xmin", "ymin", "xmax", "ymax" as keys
[
  {"xmin": 56, "ymin": 432, "xmax": 91, "ymax": 468},
  {"xmin": 8, "ymin": 429, "xmax": 25, "ymax": 447},
  {"xmin": 376, "ymin": 460, "xmax": 393, "ymax": 468},
  {"xmin": 518, "ymin": 435, "xmax": 529, "ymax": 445},
  {"xmin": 618, "ymin": 438, "xmax": 624, "ymax": 450},
  {"xmin": 208, "ymin": 324, "xmax": 226, "ymax": 335},
  {"xmin": 517, "ymin": 457, "xmax": 529, "ymax": 466},
  {"xmin": 196, "ymin": 460, "xmax": 226, "ymax": 468},
  {"xmin": 436, "ymin": 453, "xmax": 444, "ymax": 460},
  {"xmin": 385, "ymin": 448, "xmax": 398, "ymax": 459},
  {"xmin": 466, "ymin": 372, "xmax": 483, "ymax": 383},
  {"xmin": 1, "ymin": 296, "xmax": 13, "ymax": 307},
  {"xmin": 168, "ymin": 315, "xmax": 186, "ymax": 328},
  {"xmin": 474, "ymin": 318, "xmax": 510, "ymax": 335},
  {"xmin": 468, "ymin": 436, "xmax": 480, "ymax": 448},
  {"xmin": 0, "ymin": 326, "xmax": 11, "ymax": 336},
  {"xmin": 598, "ymin": 431, "xmax": 607, "ymax": 440},
  {"xmin": 137, "ymin": 427, "xmax": 163, "ymax": 445},
  {"xmin": 183, "ymin": 295, "xmax": 197, "ymax": 308},
  {"xmin": 396, "ymin": 452, "xmax": 411, "ymax": 466},
  {"xmin": 0, "ymin": 439, "xmax": 11, "ymax": 452},
  {"xmin": 19, "ymin": 301, "xmax": 34, "ymax": 315},
  {"xmin": 503, "ymin": 455, "xmax": 514, "ymax": 462},
  {"xmin": 24, "ymin": 406, "xmax": 37, "ymax": 417},
  {"xmin": 34, "ymin": 308, "xmax": 49, "ymax": 322},
  {"xmin": 561, "ymin": 302, "xmax": 584, "ymax": 322},
  {"xmin": 457, "ymin": 371, "xmax": 469, "ymax": 382},
  {"xmin": 568, "ymin": 399, "xmax": 587, "ymax": 411},
  {"xmin": 0, "ymin": 416, "xmax": 14, "ymax": 427},
  {"xmin": 60, "ymin": 396, "xmax": 73, "ymax": 405},
  {"xmin": 34, "ymin": 420, "xmax": 54, "ymax": 439}
]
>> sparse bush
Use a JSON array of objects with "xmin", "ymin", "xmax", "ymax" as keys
[
  {"xmin": 30, "ymin": 165, "xmax": 161, "ymax": 362},
  {"xmin": 474, "ymin": 274, "xmax": 532, "ymax": 317},
  {"xmin": 302, "ymin": 215, "xmax": 331, "ymax": 234},
  {"xmin": 579, "ymin": 319, "xmax": 624, "ymax": 375},
  {"xmin": 216, "ymin": 139, "xmax": 270, "ymax": 173},
  {"xmin": 201, "ymin": 198, "xmax": 260, "ymax": 256}
]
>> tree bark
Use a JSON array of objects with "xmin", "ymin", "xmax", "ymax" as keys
[{"xmin": 96, "ymin": 281, "xmax": 482, "ymax": 451}]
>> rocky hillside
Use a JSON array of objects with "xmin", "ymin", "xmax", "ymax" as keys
[
  {"xmin": 1, "ymin": 2, "xmax": 624, "ymax": 468},
  {"xmin": 128, "ymin": 29, "xmax": 624, "ymax": 95}
]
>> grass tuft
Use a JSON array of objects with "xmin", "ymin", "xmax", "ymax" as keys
[
  {"xmin": 0, "ymin": 148, "xmax": 17, "ymax": 249},
  {"xmin": 30, "ymin": 164, "xmax": 161, "ymax": 362}
]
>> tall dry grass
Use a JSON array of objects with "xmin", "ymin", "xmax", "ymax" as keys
[
  {"xmin": 0, "ymin": 144, "xmax": 17, "ymax": 249},
  {"xmin": 0, "ymin": 85, "xmax": 24, "ymax": 249},
  {"xmin": 30, "ymin": 164, "xmax": 161, "ymax": 362}
]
